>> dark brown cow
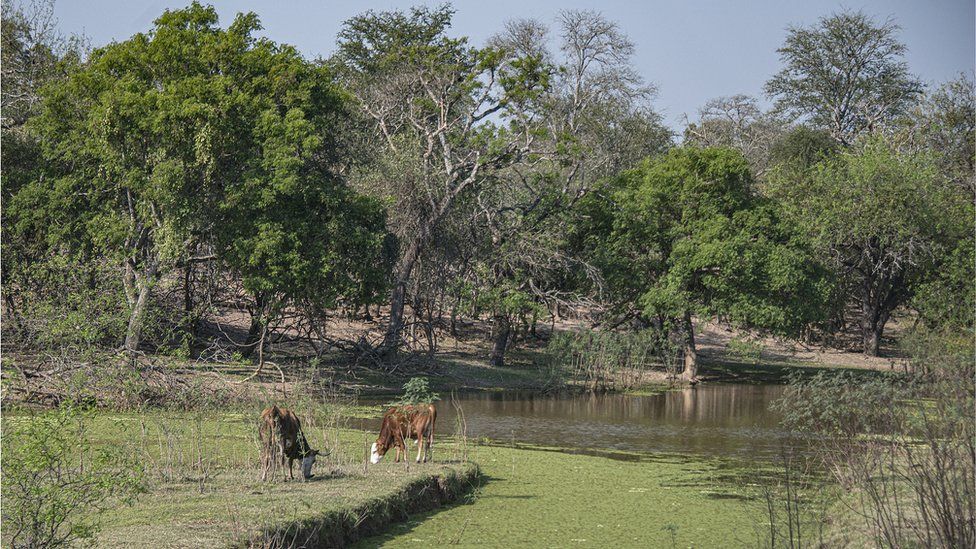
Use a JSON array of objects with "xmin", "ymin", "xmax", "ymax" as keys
[
  {"xmin": 259, "ymin": 406, "xmax": 321, "ymax": 481},
  {"xmin": 370, "ymin": 404, "xmax": 436, "ymax": 464}
]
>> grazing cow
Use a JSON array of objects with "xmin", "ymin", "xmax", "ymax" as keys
[
  {"xmin": 370, "ymin": 404, "xmax": 436, "ymax": 464},
  {"xmin": 259, "ymin": 406, "xmax": 321, "ymax": 481}
]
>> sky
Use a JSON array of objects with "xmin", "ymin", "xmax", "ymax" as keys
[{"xmin": 50, "ymin": 0, "xmax": 975, "ymax": 131}]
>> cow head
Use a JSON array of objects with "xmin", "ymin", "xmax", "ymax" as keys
[
  {"xmin": 370, "ymin": 440, "xmax": 386, "ymax": 464},
  {"xmin": 300, "ymin": 449, "xmax": 320, "ymax": 480}
]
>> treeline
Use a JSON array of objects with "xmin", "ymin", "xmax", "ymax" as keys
[{"xmin": 2, "ymin": 2, "xmax": 973, "ymax": 382}]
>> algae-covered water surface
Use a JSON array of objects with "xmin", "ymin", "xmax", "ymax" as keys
[{"xmin": 357, "ymin": 384, "xmax": 791, "ymax": 547}]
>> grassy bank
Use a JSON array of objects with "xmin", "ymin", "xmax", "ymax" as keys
[
  {"xmin": 97, "ymin": 458, "xmax": 479, "ymax": 548},
  {"xmin": 1, "ymin": 410, "xmax": 478, "ymax": 548},
  {"xmin": 3, "ymin": 408, "xmax": 771, "ymax": 548}
]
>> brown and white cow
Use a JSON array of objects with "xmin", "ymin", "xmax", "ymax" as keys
[
  {"xmin": 259, "ymin": 406, "xmax": 321, "ymax": 481},
  {"xmin": 370, "ymin": 404, "xmax": 436, "ymax": 464}
]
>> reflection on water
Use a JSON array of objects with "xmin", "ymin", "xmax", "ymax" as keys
[{"xmin": 362, "ymin": 384, "xmax": 791, "ymax": 459}]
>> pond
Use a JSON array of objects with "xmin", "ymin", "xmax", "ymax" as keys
[{"xmin": 363, "ymin": 383, "xmax": 793, "ymax": 460}]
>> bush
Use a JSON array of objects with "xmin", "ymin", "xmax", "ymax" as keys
[
  {"xmin": 544, "ymin": 328, "xmax": 680, "ymax": 391},
  {"xmin": 771, "ymin": 363, "xmax": 975, "ymax": 547},
  {"xmin": 1, "ymin": 406, "xmax": 145, "ymax": 548},
  {"xmin": 727, "ymin": 335, "xmax": 764, "ymax": 364},
  {"xmin": 399, "ymin": 377, "xmax": 439, "ymax": 406}
]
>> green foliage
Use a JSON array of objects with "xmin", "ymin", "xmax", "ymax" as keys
[
  {"xmin": 1, "ymin": 406, "xmax": 145, "ymax": 548},
  {"xmin": 727, "ymin": 336, "xmax": 764, "ymax": 364},
  {"xmin": 399, "ymin": 377, "xmax": 440, "ymax": 405},
  {"xmin": 769, "ymin": 125, "xmax": 839, "ymax": 170},
  {"xmin": 774, "ymin": 371, "xmax": 912, "ymax": 436},
  {"xmin": 769, "ymin": 135, "xmax": 972, "ymax": 351},
  {"xmin": 5, "ymin": 2, "xmax": 389, "ymax": 353},
  {"xmin": 573, "ymin": 147, "xmax": 830, "ymax": 336},
  {"xmin": 546, "ymin": 328, "xmax": 679, "ymax": 389}
]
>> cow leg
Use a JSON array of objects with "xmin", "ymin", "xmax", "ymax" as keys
[
  {"xmin": 425, "ymin": 429, "xmax": 433, "ymax": 463},
  {"xmin": 261, "ymin": 448, "xmax": 269, "ymax": 481},
  {"xmin": 276, "ymin": 441, "xmax": 286, "ymax": 481},
  {"xmin": 416, "ymin": 436, "xmax": 423, "ymax": 463},
  {"xmin": 288, "ymin": 458, "xmax": 294, "ymax": 480}
]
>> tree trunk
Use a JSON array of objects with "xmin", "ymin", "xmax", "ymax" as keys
[
  {"xmin": 182, "ymin": 262, "xmax": 196, "ymax": 356},
  {"xmin": 681, "ymin": 312, "xmax": 698, "ymax": 382},
  {"xmin": 489, "ymin": 313, "xmax": 510, "ymax": 367},
  {"xmin": 382, "ymin": 237, "xmax": 423, "ymax": 352},
  {"xmin": 859, "ymin": 273, "xmax": 900, "ymax": 357},
  {"xmin": 241, "ymin": 293, "xmax": 267, "ymax": 359},
  {"xmin": 124, "ymin": 267, "xmax": 156, "ymax": 356},
  {"xmin": 861, "ymin": 305, "xmax": 891, "ymax": 357}
]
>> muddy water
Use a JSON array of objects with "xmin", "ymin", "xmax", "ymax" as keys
[{"xmin": 365, "ymin": 383, "xmax": 793, "ymax": 459}]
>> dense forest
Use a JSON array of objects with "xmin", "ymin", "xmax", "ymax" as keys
[
  {"xmin": 3, "ymin": 2, "xmax": 971, "ymax": 383},
  {"xmin": 1, "ymin": 2, "xmax": 973, "ymax": 547}
]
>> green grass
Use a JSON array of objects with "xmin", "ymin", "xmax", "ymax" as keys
[
  {"xmin": 4, "ymin": 405, "xmax": 774, "ymax": 548},
  {"xmin": 96, "ymin": 459, "xmax": 478, "ymax": 548},
  {"xmin": 2, "ymin": 409, "xmax": 477, "ymax": 548}
]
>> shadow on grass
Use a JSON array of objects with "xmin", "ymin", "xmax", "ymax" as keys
[{"xmin": 348, "ymin": 469, "xmax": 492, "ymax": 548}]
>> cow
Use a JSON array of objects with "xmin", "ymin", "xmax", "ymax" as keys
[
  {"xmin": 370, "ymin": 404, "xmax": 436, "ymax": 465},
  {"xmin": 259, "ymin": 406, "xmax": 321, "ymax": 481}
]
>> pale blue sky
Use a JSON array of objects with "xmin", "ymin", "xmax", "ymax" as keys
[{"xmin": 52, "ymin": 0, "xmax": 975, "ymax": 131}]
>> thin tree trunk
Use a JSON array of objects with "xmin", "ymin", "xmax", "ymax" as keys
[
  {"xmin": 182, "ymin": 262, "xmax": 195, "ymax": 356},
  {"xmin": 382, "ymin": 237, "xmax": 423, "ymax": 352},
  {"xmin": 681, "ymin": 311, "xmax": 698, "ymax": 382},
  {"xmin": 124, "ymin": 264, "xmax": 156, "ymax": 356},
  {"xmin": 489, "ymin": 313, "xmax": 510, "ymax": 367},
  {"xmin": 241, "ymin": 294, "xmax": 267, "ymax": 359}
]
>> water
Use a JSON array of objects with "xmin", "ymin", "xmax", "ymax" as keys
[{"xmin": 363, "ymin": 383, "xmax": 793, "ymax": 459}]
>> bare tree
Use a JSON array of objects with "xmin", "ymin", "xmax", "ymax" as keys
[
  {"xmin": 765, "ymin": 10, "xmax": 922, "ymax": 145},
  {"xmin": 473, "ymin": 11, "xmax": 671, "ymax": 366},
  {"xmin": 1, "ymin": 0, "xmax": 85, "ymax": 130},
  {"xmin": 335, "ymin": 6, "xmax": 549, "ymax": 352},
  {"xmin": 684, "ymin": 94, "xmax": 786, "ymax": 177}
]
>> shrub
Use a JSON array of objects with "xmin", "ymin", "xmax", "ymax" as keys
[
  {"xmin": 1, "ymin": 406, "xmax": 145, "ymax": 548},
  {"xmin": 544, "ymin": 328, "xmax": 680, "ymax": 391},
  {"xmin": 399, "ymin": 377, "xmax": 439, "ymax": 406},
  {"xmin": 727, "ymin": 336, "xmax": 764, "ymax": 364},
  {"xmin": 771, "ymin": 364, "xmax": 974, "ymax": 547}
]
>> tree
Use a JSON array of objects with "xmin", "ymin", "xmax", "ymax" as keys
[
  {"xmin": 765, "ymin": 11, "xmax": 922, "ymax": 145},
  {"xmin": 12, "ymin": 3, "xmax": 387, "ymax": 359},
  {"xmin": 898, "ymin": 74, "xmax": 975, "ymax": 193},
  {"xmin": 469, "ymin": 11, "xmax": 670, "ymax": 367},
  {"xmin": 1, "ymin": 0, "xmax": 88, "ymax": 338},
  {"xmin": 769, "ymin": 125, "xmax": 840, "ymax": 171},
  {"xmin": 768, "ymin": 137, "xmax": 970, "ymax": 356},
  {"xmin": 333, "ymin": 6, "xmax": 549, "ymax": 353},
  {"xmin": 684, "ymin": 94, "xmax": 786, "ymax": 177},
  {"xmin": 574, "ymin": 148, "xmax": 828, "ymax": 380},
  {"xmin": 1, "ymin": 0, "xmax": 85, "ymax": 131}
]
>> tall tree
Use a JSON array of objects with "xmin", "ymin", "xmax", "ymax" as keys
[
  {"xmin": 1, "ymin": 0, "xmax": 88, "ymax": 333},
  {"xmin": 768, "ymin": 137, "xmax": 970, "ymax": 356},
  {"xmin": 1, "ymin": 0, "xmax": 85, "ymax": 131},
  {"xmin": 765, "ymin": 11, "xmax": 922, "ymax": 145},
  {"xmin": 333, "ymin": 6, "xmax": 549, "ymax": 352},
  {"xmin": 898, "ymin": 74, "xmax": 975, "ymax": 193},
  {"xmin": 573, "ymin": 147, "xmax": 828, "ymax": 380},
  {"xmin": 12, "ymin": 3, "xmax": 387, "ymax": 358},
  {"xmin": 470, "ymin": 11, "xmax": 670, "ymax": 367}
]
